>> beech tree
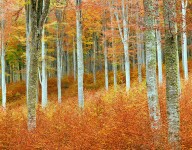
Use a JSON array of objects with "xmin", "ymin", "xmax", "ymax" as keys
[
  {"xmin": 110, "ymin": 0, "xmax": 117, "ymax": 89},
  {"xmin": 25, "ymin": 0, "xmax": 31, "ymax": 105},
  {"xmin": 0, "ymin": 0, "xmax": 6, "ymax": 109},
  {"xmin": 92, "ymin": 33, "xmax": 96, "ymax": 84},
  {"xmin": 136, "ymin": 0, "xmax": 142, "ymax": 83},
  {"xmin": 114, "ymin": 0, "xmax": 130, "ymax": 91},
  {"xmin": 55, "ymin": 0, "xmax": 65, "ymax": 103},
  {"xmin": 181, "ymin": 0, "xmax": 188, "ymax": 80},
  {"xmin": 27, "ymin": 0, "xmax": 50, "ymax": 131},
  {"xmin": 143, "ymin": 0, "xmax": 161, "ymax": 145},
  {"xmin": 73, "ymin": 36, "xmax": 77, "ymax": 81},
  {"xmin": 41, "ymin": 26, "xmax": 48, "ymax": 108},
  {"xmin": 155, "ymin": 0, "xmax": 163, "ymax": 85},
  {"xmin": 103, "ymin": 10, "xmax": 109, "ymax": 91},
  {"xmin": 76, "ymin": 0, "xmax": 84, "ymax": 109},
  {"xmin": 163, "ymin": 0, "xmax": 181, "ymax": 148}
]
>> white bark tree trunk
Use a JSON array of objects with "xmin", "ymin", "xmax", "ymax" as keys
[
  {"xmin": 144, "ymin": 0, "xmax": 161, "ymax": 146},
  {"xmin": 115, "ymin": 0, "xmax": 130, "ymax": 91},
  {"xmin": 141, "ymin": 33, "xmax": 145, "ymax": 66},
  {"xmin": 76, "ymin": 0, "xmax": 84, "ymax": 109},
  {"xmin": 25, "ymin": 0, "xmax": 31, "ymax": 108},
  {"xmin": 103, "ymin": 11, "xmax": 109, "ymax": 91},
  {"xmin": 73, "ymin": 37, "xmax": 77, "ymax": 81},
  {"xmin": 156, "ymin": 30, "xmax": 163, "ymax": 85},
  {"xmin": 181, "ymin": 0, "xmax": 188, "ymax": 80},
  {"xmin": 137, "ymin": 32, "xmax": 142, "ymax": 83},
  {"xmin": 0, "ymin": 0, "xmax": 6, "ymax": 109},
  {"xmin": 41, "ymin": 27, "xmax": 48, "ymax": 108},
  {"xmin": 56, "ymin": 29, "xmax": 62, "ymax": 103},
  {"xmin": 155, "ymin": 0, "xmax": 163, "ymax": 85},
  {"xmin": 55, "ymin": 4, "xmax": 64, "ymax": 104},
  {"xmin": 110, "ymin": 2, "xmax": 117, "ymax": 89},
  {"xmin": 136, "ymin": 2, "xmax": 142, "ymax": 83},
  {"xmin": 67, "ymin": 48, "xmax": 70, "ymax": 76}
]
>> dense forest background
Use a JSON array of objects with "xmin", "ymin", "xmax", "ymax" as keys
[{"xmin": 1, "ymin": 0, "xmax": 192, "ymax": 149}]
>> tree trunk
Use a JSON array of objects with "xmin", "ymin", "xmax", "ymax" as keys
[
  {"xmin": 55, "ymin": 4, "xmax": 64, "ymax": 103},
  {"xmin": 144, "ymin": 0, "xmax": 161, "ymax": 146},
  {"xmin": 137, "ymin": 32, "xmax": 142, "ymax": 83},
  {"xmin": 163, "ymin": 0, "xmax": 181, "ymax": 148},
  {"xmin": 156, "ymin": 30, "xmax": 163, "ymax": 85},
  {"xmin": 67, "ymin": 48, "xmax": 70, "ymax": 76},
  {"xmin": 103, "ymin": 11, "xmax": 109, "ymax": 91},
  {"xmin": 93, "ymin": 33, "xmax": 96, "ymax": 84},
  {"xmin": 27, "ymin": 0, "xmax": 50, "ymax": 131},
  {"xmin": 181, "ymin": 0, "xmax": 188, "ymax": 80},
  {"xmin": 115, "ymin": 0, "xmax": 130, "ymax": 91},
  {"xmin": 154, "ymin": 0, "xmax": 163, "ymax": 85},
  {"xmin": 141, "ymin": 37, "xmax": 145, "ymax": 66},
  {"xmin": 73, "ymin": 37, "xmax": 77, "ymax": 81},
  {"xmin": 56, "ymin": 28, "xmax": 62, "ymax": 103},
  {"xmin": 41, "ymin": 27, "xmax": 48, "ymax": 108},
  {"xmin": 136, "ymin": 2, "xmax": 142, "ymax": 83},
  {"xmin": 1, "ymin": 0, "xmax": 6, "ymax": 109},
  {"xmin": 25, "ymin": 0, "xmax": 31, "ymax": 107},
  {"xmin": 76, "ymin": 0, "xmax": 84, "ymax": 109},
  {"xmin": 110, "ymin": 2, "xmax": 117, "ymax": 89}
]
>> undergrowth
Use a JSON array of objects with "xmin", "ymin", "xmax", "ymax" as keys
[{"xmin": 0, "ymin": 65, "xmax": 192, "ymax": 149}]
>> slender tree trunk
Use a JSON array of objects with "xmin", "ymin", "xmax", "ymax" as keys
[
  {"xmin": 73, "ymin": 37, "xmax": 77, "ymax": 81},
  {"xmin": 141, "ymin": 34, "xmax": 145, "ymax": 66},
  {"xmin": 115, "ymin": 0, "xmax": 130, "ymax": 91},
  {"xmin": 41, "ymin": 27, "xmax": 48, "ymax": 108},
  {"xmin": 56, "ymin": 27, "xmax": 62, "ymax": 103},
  {"xmin": 103, "ymin": 11, "xmax": 109, "ymax": 91},
  {"xmin": 18, "ymin": 62, "xmax": 22, "ymax": 81},
  {"xmin": 155, "ymin": 0, "xmax": 163, "ymax": 85},
  {"xmin": 144, "ymin": 0, "xmax": 161, "ymax": 146},
  {"xmin": 181, "ymin": 0, "xmax": 188, "ymax": 80},
  {"xmin": 55, "ymin": 5, "xmax": 64, "ymax": 103},
  {"xmin": 137, "ymin": 32, "xmax": 142, "ymax": 83},
  {"xmin": 0, "ymin": 0, "xmax": 6, "ymax": 109},
  {"xmin": 93, "ymin": 33, "xmax": 96, "ymax": 84},
  {"xmin": 156, "ymin": 29, "xmax": 163, "ymax": 84},
  {"xmin": 76, "ymin": 0, "xmax": 84, "ymax": 109},
  {"xmin": 27, "ymin": 0, "xmax": 50, "ymax": 131},
  {"xmin": 25, "ymin": 1, "xmax": 31, "ymax": 107},
  {"xmin": 155, "ymin": 2, "xmax": 163, "ymax": 85},
  {"xmin": 123, "ymin": 1, "xmax": 130, "ymax": 91},
  {"xmin": 67, "ymin": 47, "xmax": 70, "ymax": 76},
  {"xmin": 163, "ymin": 0, "xmax": 181, "ymax": 148},
  {"xmin": 0, "ymin": 31, "xmax": 6, "ymax": 109},
  {"xmin": 110, "ymin": 2, "xmax": 117, "ymax": 89},
  {"xmin": 136, "ymin": 2, "xmax": 142, "ymax": 83}
]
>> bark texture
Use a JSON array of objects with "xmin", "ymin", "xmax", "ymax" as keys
[
  {"xmin": 0, "ymin": 0, "xmax": 6, "ymax": 109},
  {"xmin": 163, "ymin": 0, "xmax": 181, "ymax": 148},
  {"xmin": 41, "ymin": 27, "xmax": 48, "ymax": 108},
  {"xmin": 144, "ymin": 0, "xmax": 161, "ymax": 146},
  {"xmin": 181, "ymin": 0, "xmax": 188, "ymax": 80},
  {"xmin": 76, "ymin": 0, "xmax": 84, "ymax": 109},
  {"xmin": 27, "ymin": 0, "xmax": 50, "ymax": 131}
]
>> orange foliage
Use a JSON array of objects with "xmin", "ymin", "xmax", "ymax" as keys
[{"xmin": 1, "ymin": 71, "xmax": 192, "ymax": 149}]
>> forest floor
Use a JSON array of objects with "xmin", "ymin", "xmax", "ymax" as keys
[{"xmin": 1, "ymin": 63, "xmax": 192, "ymax": 149}]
